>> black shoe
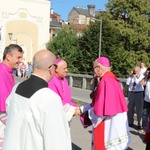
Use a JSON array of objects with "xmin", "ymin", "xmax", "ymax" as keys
[
  {"xmin": 137, "ymin": 125, "xmax": 141, "ymax": 130},
  {"xmin": 129, "ymin": 124, "xmax": 133, "ymax": 127}
]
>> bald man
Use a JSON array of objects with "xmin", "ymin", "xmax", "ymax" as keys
[
  {"xmin": 2, "ymin": 50, "xmax": 71, "ymax": 150},
  {"xmin": 48, "ymin": 59, "xmax": 78, "ymax": 121}
]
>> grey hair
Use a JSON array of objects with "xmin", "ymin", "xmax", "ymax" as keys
[
  {"xmin": 134, "ymin": 66, "xmax": 140, "ymax": 71},
  {"xmin": 102, "ymin": 65, "xmax": 111, "ymax": 71},
  {"xmin": 3, "ymin": 44, "xmax": 23, "ymax": 60}
]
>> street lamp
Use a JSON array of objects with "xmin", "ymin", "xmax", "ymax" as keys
[
  {"xmin": 88, "ymin": 5, "xmax": 102, "ymax": 57},
  {"xmin": 8, "ymin": 33, "xmax": 17, "ymax": 44},
  {"xmin": 8, "ymin": 33, "xmax": 13, "ymax": 41}
]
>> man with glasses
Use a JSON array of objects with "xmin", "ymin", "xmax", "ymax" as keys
[
  {"xmin": 78, "ymin": 57, "xmax": 130, "ymax": 150},
  {"xmin": 126, "ymin": 66, "xmax": 145, "ymax": 130},
  {"xmin": 2, "ymin": 50, "xmax": 71, "ymax": 150}
]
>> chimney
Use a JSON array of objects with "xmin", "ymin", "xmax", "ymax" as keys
[
  {"xmin": 50, "ymin": 8, "xmax": 53, "ymax": 14},
  {"xmin": 87, "ymin": 4, "xmax": 95, "ymax": 17}
]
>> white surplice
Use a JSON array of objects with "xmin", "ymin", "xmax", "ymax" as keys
[
  {"xmin": 2, "ymin": 85, "xmax": 71, "ymax": 150},
  {"xmin": 81, "ymin": 104, "xmax": 131, "ymax": 150}
]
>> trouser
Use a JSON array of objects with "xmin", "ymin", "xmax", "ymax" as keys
[
  {"xmin": 142, "ymin": 101, "xmax": 150, "ymax": 130},
  {"xmin": 146, "ymin": 143, "xmax": 150, "ymax": 150},
  {"xmin": 127, "ymin": 91, "xmax": 143, "ymax": 126}
]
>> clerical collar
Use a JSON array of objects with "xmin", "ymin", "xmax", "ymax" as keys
[{"xmin": 32, "ymin": 73, "xmax": 47, "ymax": 82}]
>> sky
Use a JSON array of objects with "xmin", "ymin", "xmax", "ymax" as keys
[{"xmin": 51, "ymin": 0, "xmax": 108, "ymax": 21}]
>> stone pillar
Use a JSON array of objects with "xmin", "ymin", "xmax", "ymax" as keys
[
  {"xmin": 69, "ymin": 75, "xmax": 73, "ymax": 87},
  {"xmin": 82, "ymin": 77, "xmax": 87, "ymax": 89}
]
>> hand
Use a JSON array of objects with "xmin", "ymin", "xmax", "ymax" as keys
[
  {"xmin": 130, "ymin": 70, "xmax": 133, "ymax": 76},
  {"xmin": 74, "ymin": 107, "xmax": 81, "ymax": 116},
  {"xmin": 133, "ymin": 74, "xmax": 137, "ymax": 78}
]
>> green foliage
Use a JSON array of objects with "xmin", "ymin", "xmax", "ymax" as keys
[
  {"xmin": 106, "ymin": 0, "xmax": 150, "ymax": 52},
  {"xmin": 77, "ymin": 22, "xmax": 100, "ymax": 74},
  {"xmin": 47, "ymin": 0, "xmax": 150, "ymax": 77},
  {"xmin": 46, "ymin": 25, "xmax": 80, "ymax": 73}
]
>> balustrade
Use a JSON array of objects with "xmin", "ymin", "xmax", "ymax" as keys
[{"xmin": 66, "ymin": 73, "xmax": 128, "ymax": 97}]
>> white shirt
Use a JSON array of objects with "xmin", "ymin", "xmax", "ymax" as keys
[
  {"xmin": 141, "ymin": 67, "xmax": 147, "ymax": 75},
  {"xmin": 144, "ymin": 79, "xmax": 150, "ymax": 103},
  {"xmin": 126, "ymin": 74, "xmax": 145, "ymax": 92},
  {"xmin": 2, "ymin": 85, "xmax": 71, "ymax": 150}
]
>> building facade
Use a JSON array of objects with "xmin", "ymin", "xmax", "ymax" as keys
[
  {"xmin": 50, "ymin": 10, "xmax": 62, "ymax": 39},
  {"xmin": 0, "ymin": 0, "xmax": 50, "ymax": 62},
  {"xmin": 68, "ymin": 5, "xmax": 98, "ymax": 25}
]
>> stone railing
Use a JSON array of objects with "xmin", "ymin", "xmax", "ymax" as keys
[{"xmin": 66, "ymin": 73, "xmax": 129, "ymax": 97}]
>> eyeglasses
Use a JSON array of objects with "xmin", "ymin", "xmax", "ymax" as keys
[
  {"xmin": 93, "ymin": 65, "xmax": 99, "ymax": 70},
  {"xmin": 48, "ymin": 64, "xmax": 57, "ymax": 69}
]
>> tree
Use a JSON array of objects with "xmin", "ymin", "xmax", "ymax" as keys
[
  {"xmin": 78, "ymin": 13, "xmax": 125, "ymax": 74},
  {"xmin": 77, "ymin": 21, "xmax": 100, "ymax": 74},
  {"xmin": 106, "ymin": 0, "xmax": 150, "ymax": 52},
  {"xmin": 78, "ymin": 0, "xmax": 150, "ymax": 77},
  {"xmin": 47, "ymin": 0, "xmax": 150, "ymax": 77},
  {"xmin": 105, "ymin": 0, "xmax": 150, "ymax": 76},
  {"xmin": 46, "ymin": 25, "xmax": 80, "ymax": 73}
]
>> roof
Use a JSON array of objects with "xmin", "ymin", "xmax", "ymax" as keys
[
  {"xmin": 73, "ymin": 7, "xmax": 90, "ymax": 17},
  {"xmin": 73, "ymin": 7, "xmax": 101, "ymax": 17},
  {"xmin": 50, "ymin": 14, "xmax": 58, "ymax": 19},
  {"xmin": 73, "ymin": 24, "xmax": 87, "ymax": 32},
  {"xmin": 50, "ymin": 20, "xmax": 62, "ymax": 28},
  {"xmin": 64, "ymin": 23, "xmax": 87, "ymax": 33},
  {"xmin": 50, "ymin": 12, "xmax": 60, "ymax": 18}
]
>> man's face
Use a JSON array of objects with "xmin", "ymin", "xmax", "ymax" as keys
[
  {"xmin": 133, "ymin": 67, "xmax": 140, "ymax": 76},
  {"xmin": 93, "ymin": 61, "xmax": 102, "ymax": 77},
  {"xmin": 141, "ymin": 62, "xmax": 145, "ymax": 68},
  {"xmin": 7, "ymin": 49, "xmax": 23, "ymax": 69},
  {"xmin": 56, "ymin": 60, "xmax": 68, "ymax": 78}
]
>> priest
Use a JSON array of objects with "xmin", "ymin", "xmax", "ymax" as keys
[
  {"xmin": 48, "ymin": 59, "xmax": 78, "ymax": 121},
  {"xmin": 0, "ymin": 44, "xmax": 23, "ymax": 149},
  {"xmin": 79, "ymin": 57, "xmax": 131, "ymax": 150},
  {"xmin": 2, "ymin": 50, "xmax": 71, "ymax": 150}
]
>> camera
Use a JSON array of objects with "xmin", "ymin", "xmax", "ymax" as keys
[
  {"xmin": 147, "ymin": 68, "xmax": 150, "ymax": 77},
  {"xmin": 132, "ymin": 71, "xmax": 136, "ymax": 75}
]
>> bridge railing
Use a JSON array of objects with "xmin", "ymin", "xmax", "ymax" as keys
[{"xmin": 66, "ymin": 73, "xmax": 129, "ymax": 97}]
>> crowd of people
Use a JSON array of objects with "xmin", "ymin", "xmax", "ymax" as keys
[
  {"xmin": 0, "ymin": 44, "xmax": 150, "ymax": 150},
  {"xmin": 13, "ymin": 61, "xmax": 33, "ymax": 78},
  {"xmin": 126, "ymin": 62, "xmax": 150, "ymax": 150}
]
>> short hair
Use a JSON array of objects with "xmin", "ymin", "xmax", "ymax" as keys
[
  {"xmin": 3, "ymin": 44, "xmax": 23, "ymax": 60},
  {"xmin": 134, "ymin": 66, "xmax": 140, "ymax": 71}
]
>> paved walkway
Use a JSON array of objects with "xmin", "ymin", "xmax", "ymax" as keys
[{"xmin": 15, "ymin": 77, "xmax": 146, "ymax": 150}]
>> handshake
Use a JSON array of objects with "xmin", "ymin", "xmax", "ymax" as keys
[
  {"xmin": 63, "ymin": 104, "xmax": 82, "ymax": 122},
  {"xmin": 74, "ymin": 107, "xmax": 82, "ymax": 116}
]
